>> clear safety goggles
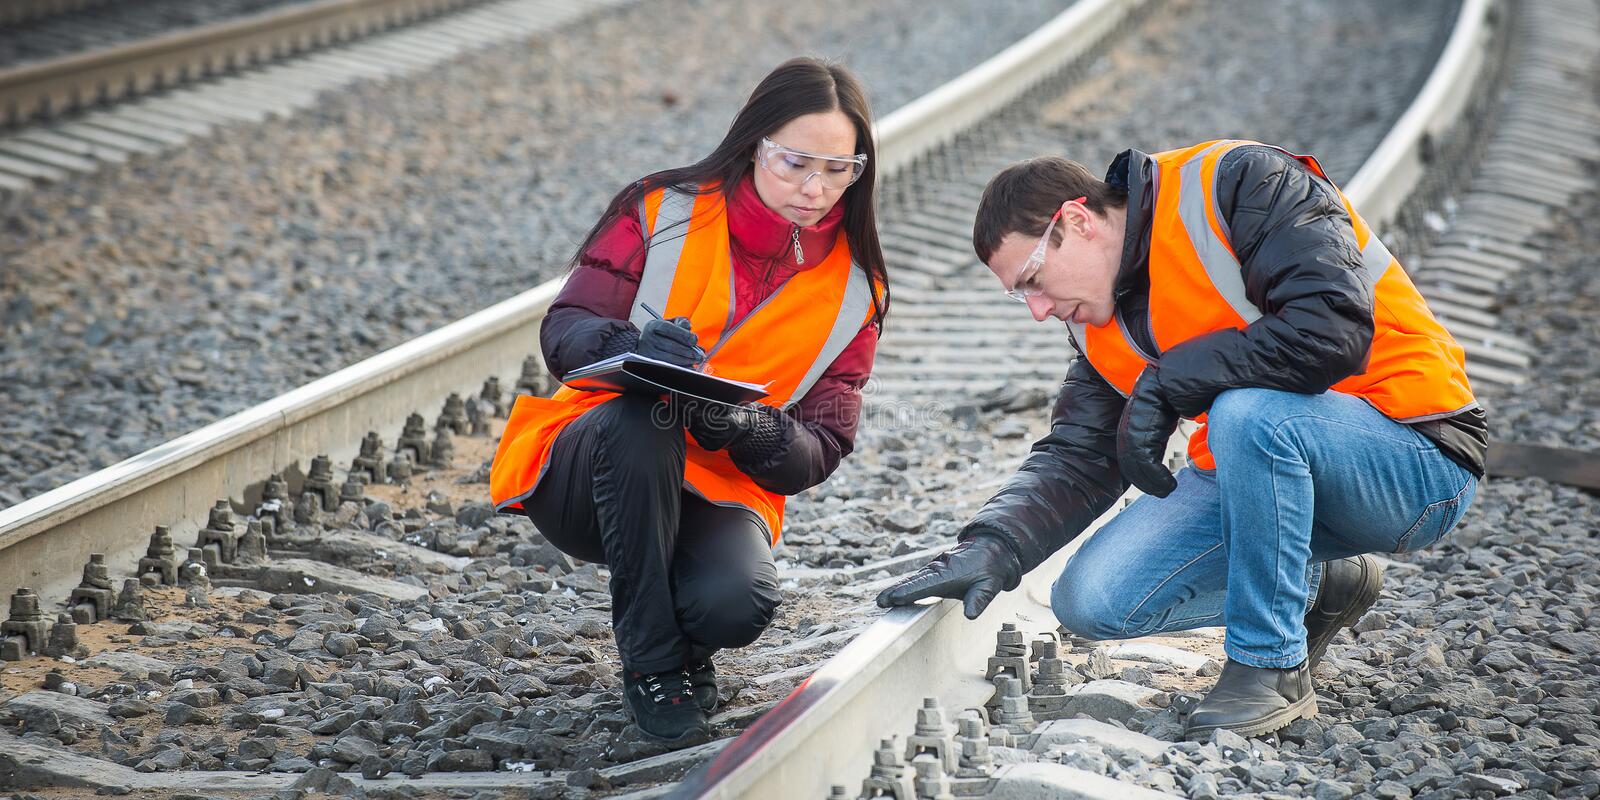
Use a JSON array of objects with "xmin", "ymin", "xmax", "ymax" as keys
[
  {"xmin": 756, "ymin": 136, "xmax": 868, "ymax": 190},
  {"xmin": 1006, "ymin": 196, "xmax": 1085, "ymax": 303}
]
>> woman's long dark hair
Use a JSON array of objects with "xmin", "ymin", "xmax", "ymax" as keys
[{"xmin": 570, "ymin": 57, "xmax": 890, "ymax": 329}]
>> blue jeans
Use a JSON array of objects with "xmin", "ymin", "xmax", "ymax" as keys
[{"xmin": 1051, "ymin": 388, "xmax": 1477, "ymax": 669}]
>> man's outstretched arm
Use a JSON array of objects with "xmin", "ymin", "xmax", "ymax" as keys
[{"xmin": 877, "ymin": 357, "xmax": 1129, "ymax": 618}]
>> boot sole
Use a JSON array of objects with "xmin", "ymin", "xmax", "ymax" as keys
[
  {"xmin": 1306, "ymin": 555, "xmax": 1385, "ymax": 671},
  {"xmin": 636, "ymin": 723, "xmax": 713, "ymax": 749},
  {"xmin": 1183, "ymin": 692, "xmax": 1319, "ymax": 741}
]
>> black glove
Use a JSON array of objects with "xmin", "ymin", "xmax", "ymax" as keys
[
  {"xmin": 874, "ymin": 532, "xmax": 1022, "ymax": 619},
  {"xmin": 684, "ymin": 402, "xmax": 762, "ymax": 452},
  {"xmin": 636, "ymin": 317, "xmax": 703, "ymax": 368},
  {"xmin": 1117, "ymin": 366, "xmax": 1180, "ymax": 498}
]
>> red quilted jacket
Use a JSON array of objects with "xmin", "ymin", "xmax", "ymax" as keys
[{"xmin": 539, "ymin": 173, "xmax": 880, "ymax": 494}]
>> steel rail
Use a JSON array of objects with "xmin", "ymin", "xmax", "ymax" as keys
[
  {"xmin": 673, "ymin": 0, "xmax": 1505, "ymax": 796},
  {"xmin": 0, "ymin": 280, "xmax": 560, "ymax": 605},
  {"xmin": 872, "ymin": 0, "xmax": 1149, "ymax": 177},
  {"xmin": 0, "ymin": 0, "xmax": 487, "ymax": 126},
  {"xmin": 1344, "ymin": 0, "xmax": 1497, "ymax": 224}
]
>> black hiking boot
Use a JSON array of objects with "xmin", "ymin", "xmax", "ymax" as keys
[
  {"xmin": 1184, "ymin": 659, "xmax": 1317, "ymax": 740},
  {"xmin": 686, "ymin": 658, "xmax": 718, "ymax": 714},
  {"xmin": 623, "ymin": 668, "xmax": 711, "ymax": 747},
  {"xmin": 1304, "ymin": 554, "xmax": 1385, "ymax": 672}
]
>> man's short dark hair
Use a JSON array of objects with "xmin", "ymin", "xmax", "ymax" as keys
[{"xmin": 972, "ymin": 157, "xmax": 1128, "ymax": 264}]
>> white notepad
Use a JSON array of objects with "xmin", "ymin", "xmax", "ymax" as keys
[{"xmin": 561, "ymin": 353, "xmax": 771, "ymax": 406}]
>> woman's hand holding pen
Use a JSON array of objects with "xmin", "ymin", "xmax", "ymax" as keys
[
  {"xmin": 636, "ymin": 316, "xmax": 704, "ymax": 368},
  {"xmin": 637, "ymin": 301, "xmax": 753, "ymax": 448}
]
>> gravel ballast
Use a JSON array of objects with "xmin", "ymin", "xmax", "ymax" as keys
[
  {"xmin": 1477, "ymin": 186, "xmax": 1600, "ymax": 452},
  {"xmin": 16, "ymin": 0, "xmax": 1588, "ymax": 798}
]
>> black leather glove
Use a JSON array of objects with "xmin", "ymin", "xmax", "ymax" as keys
[
  {"xmin": 1117, "ymin": 366, "xmax": 1180, "ymax": 498},
  {"xmin": 636, "ymin": 317, "xmax": 703, "ymax": 368},
  {"xmin": 684, "ymin": 402, "xmax": 762, "ymax": 452},
  {"xmin": 874, "ymin": 531, "xmax": 1022, "ymax": 619}
]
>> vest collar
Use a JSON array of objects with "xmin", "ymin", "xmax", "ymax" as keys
[
  {"xmin": 727, "ymin": 172, "xmax": 843, "ymax": 269},
  {"xmin": 1107, "ymin": 149, "xmax": 1156, "ymax": 301}
]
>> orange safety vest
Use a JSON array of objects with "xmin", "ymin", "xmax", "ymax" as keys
[
  {"xmin": 1069, "ymin": 139, "xmax": 1478, "ymax": 470},
  {"xmin": 490, "ymin": 185, "xmax": 877, "ymax": 544}
]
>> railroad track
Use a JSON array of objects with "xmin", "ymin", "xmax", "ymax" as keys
[
  {"xmin": 2, "ymin": 0, "xmax": 1597, "ymax": 796},
  {"xmin": 0, "ymin": 0, "xmax": 341, "ymax": 71},
  {"xmin": 0, "ymin": 0, "xmax": 628, "ymax": 197},
  {"xmin": 0, "ymin": 0, "xmax": 488, "ymax": 125},
  {"xmin": 0, "ymin": 0, "xmax": 113, "ymax": 26}
]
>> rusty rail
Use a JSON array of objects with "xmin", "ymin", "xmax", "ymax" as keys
[
  {"xmin": 0, "ymin": 0, "xmax": 487, "ymax": 126},
  {"xmin": 0, "ymin": 0, "xmax": 114, "ymax": 25}
]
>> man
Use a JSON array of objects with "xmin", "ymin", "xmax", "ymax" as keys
[{"xmin": 877, "ymin": 139, "xmax": 1486, "ymax": 739}]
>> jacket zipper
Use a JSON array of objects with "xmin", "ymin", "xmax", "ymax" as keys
[
  {"xmin": 791, "ymin": 225, "xmax": 804, "ymax": 265},
  {"xmin": 705, "ymin": 226, "xmax": 804, "ymax": 360}
]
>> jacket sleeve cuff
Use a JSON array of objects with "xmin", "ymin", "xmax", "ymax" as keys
[
  {"xmin": 597, "ymin": 326, "xmax": 641, "ymax": 359},
  {"xmin": 728, "ymin": 406, "xmax": 795, "ymax": 469},
  {"xmin": 727, "ymin": 407, "xmax": 822, "ymax": 495},
  {"xmin": 541, "ymin": 309, "xmax": 640, "ymax": 380},
  {"xmin": 957, "ymin": 523, "xmax": 1033, "ymax": 585}
]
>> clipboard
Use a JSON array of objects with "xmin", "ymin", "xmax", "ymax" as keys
[{"xmin": 562, "ymin": 353, "xmax": 772, "ymax": 406}]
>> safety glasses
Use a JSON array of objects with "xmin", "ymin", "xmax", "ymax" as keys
[
  {"xmin": 756, "ymin": 137, "xmax": 868, "ymax": 190},
  {"xmin": 1006, "ymin": 196, "xmax": 1086, "ymax": 303}
]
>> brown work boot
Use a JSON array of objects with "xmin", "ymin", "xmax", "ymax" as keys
[
  {"xmin": 1304, "ymin": 554, "xmax": 1385, "ymax": 672},
  {"xmin": 1184, "ymin": 659, "xmax": 1317, "ymax": 740}
]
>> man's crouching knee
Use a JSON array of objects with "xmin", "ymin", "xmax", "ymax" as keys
[
  {"xmin": 1050, "ymin": 573, "xmax": 1128, "ymax": 642},
  {"xmin": 1207, "ymin": 387, "xmax": 1293, "ymax": 433}
]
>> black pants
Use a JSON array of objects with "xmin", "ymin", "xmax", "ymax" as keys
[{"xmin": 521, "ymin": 393, "xmax": 783, "ymax": 673}]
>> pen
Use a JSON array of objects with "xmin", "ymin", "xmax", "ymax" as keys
[{"xmin": 638, "ymin": 302, "xmax": 708, "ymax": 373}]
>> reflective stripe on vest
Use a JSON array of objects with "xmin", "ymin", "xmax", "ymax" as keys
[
  {"xmin": 1176, "ymin": 141, "xmax": 1395, "ymax": 326},
  {"xmin": 1071, "ymin": 139, "xmax": 1477, "ymax": 470},
  {"xmin": 489, "ymin": 185, "xmax": 874, "ymax": 544},
  {"xmin": 628, "ymin": 189, "xmax": 697, "ymax": 330}
]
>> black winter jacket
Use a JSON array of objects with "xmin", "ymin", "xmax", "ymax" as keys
[{"xmin": 963, "ymin": 146, "xmax": 1489, "ymax": 573}]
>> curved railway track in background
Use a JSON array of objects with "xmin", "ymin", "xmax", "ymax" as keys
[
  {"xmin": 0, "ymin": 0, "xmax": 493, "ymax": 126},
  {"xmin": 0, "ymin": 0, "xmax": 113, "ymax": 26},
  {"xmin": 2, "ymin": 0, "xmax": 1597, "ymax": 796},
  {"xmin": 0, "ymin": 0, "xmax": 629, "ymax": 198}
]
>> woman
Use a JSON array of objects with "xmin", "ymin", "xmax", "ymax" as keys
[{"xmin": 491, "ymin": 57, "xmax": 889, "ymax": 747}]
